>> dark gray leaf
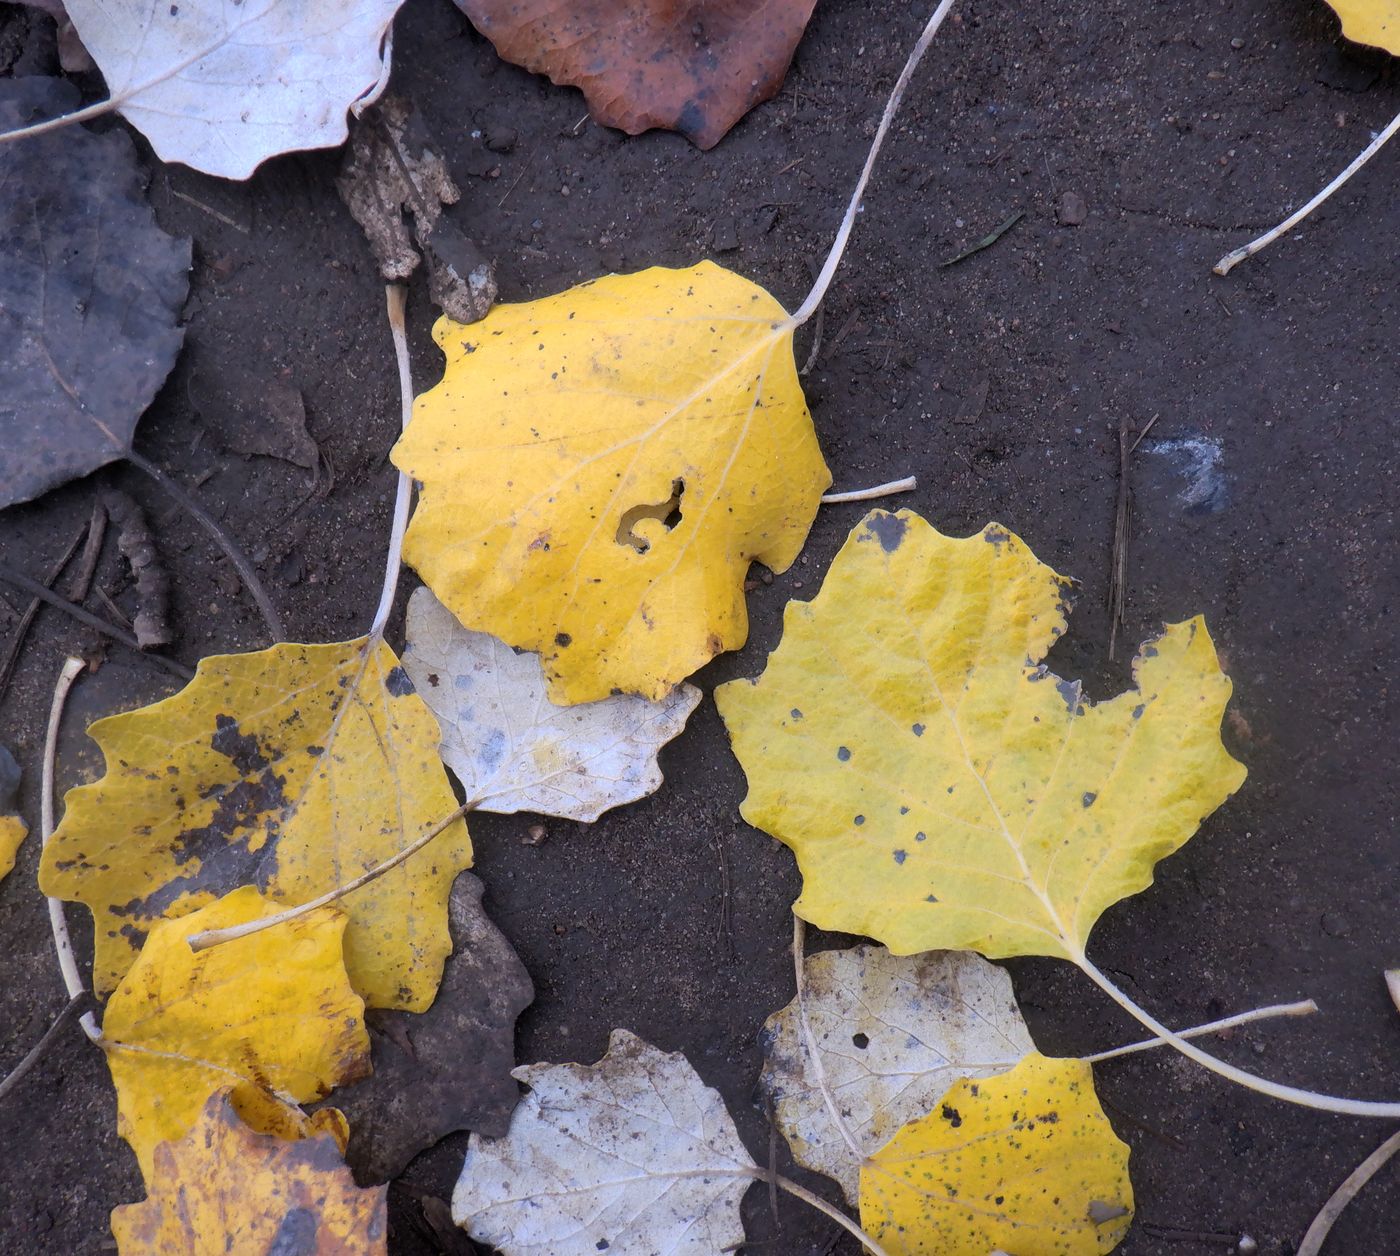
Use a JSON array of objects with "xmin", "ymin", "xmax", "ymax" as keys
[{"xmin": 0, "ymin": 77, "xmax": 190, "ymax": 510}]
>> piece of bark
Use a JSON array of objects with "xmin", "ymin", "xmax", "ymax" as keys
[{"xmin": 102, "ymin": 490, "xmax": 172, "ymax": 649}]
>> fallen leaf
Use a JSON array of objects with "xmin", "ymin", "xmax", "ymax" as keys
[
  {"xmin": 859, "ymin": 1053, "xmax": 1133, "ymax": 1256},
  {"xmin": 452, "ymin": 1028, "xmax": 757, "ymax": 1254},
  {"xmin": 0, "ymin": 77, "xmax": 189, "ymax": 511},
  {"xmin": 189, "ymin": 361, "xmax": 319, "ymax": 470},
  {"xmin": 2, "ymin": 0, "xmax": 403, "ymax": 179},
  {"xmin": 392, "ymin": 262, "xmax": 831, "ymax": 704},
  {"xmin": 101, "ymin": 886, "xmax": 369, "ymax": 1179},
  {"xmin": 111, "ymin": 1089, "xmax": 388, "ymax": 1255},
  {"xmin": 325, "ymin": 872, "xmax": 534, "ymax": 1184},
  {"xmin": 1324, "ymin": 0, "xmax": 1400, "ymax": 55},
  {"xmin": 455, "ymin": 0, "xmax": 818, "ymax": 149},
  {"xmin": 40, "ymin": 636, "xmax": 472, "ymax": 1010},
  {"xmin": 402, "ymin": 587, "xmax": 701, "ymax": 820},
  {"xmin": 0, "ymin": 746, "xmax": 26, "ymax": 882},
  {"xmin": 761, "ymin": 945, "xmax": 1034, "ymax": 1203},
  {"xmin": 716, "ymin": 509, "xmax": 1245, "ymax": 962}
]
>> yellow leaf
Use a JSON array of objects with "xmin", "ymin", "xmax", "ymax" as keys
[
  {"xmin": 392, "ymin": 262, "xmax": 831, "ymax": 704},
  {"xmin": 0, "ymin": 745, "xmax": 25, "ymax": 882},
  {"xmin": 111, "ymin": 1089, "xmax": 386, "ymax": 1255},
  {"xmin": 859, "ymin": 1053, "xmax": 1133, "ymax": 1256},
  {"xmin": 102, "ymin": 886, "xmax": 369, "ymax": 1180},
  {"xmin": 1325, "ymin": 0, "xmax": 1400, "ymax": 55},
  {"xmin": 716, "ymin": 510, "xmax": 1245, "ymax": 962},
  {"xmin": 39, "ymin": 637, "xmax": 471, "ymax": 1009}
]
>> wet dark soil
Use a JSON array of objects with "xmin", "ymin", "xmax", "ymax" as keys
[{"xmin": 2, "ymin": 0, "xmax": 1398, "ymax": 1252}]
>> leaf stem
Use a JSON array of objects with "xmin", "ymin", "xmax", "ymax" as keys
[
  {"xmin": 186, "ymin": 800, "xmax": 475, "ymax": 952},
  {"xmin": 786, "ymin": 0, "xmax": 959, "ymax": 329},
  {"xmin": 746, "ymin": 1167, "xmax": 893, "ymax": 1256},
  {"xmin": 1213, "ymin": 106, "xmax": 1400, "ymax": 276},
  {"xmin": 124, "ymin": 450, "xmax": 286, "ymax": 642},
  {"xmin": 369, "ymin": 283, "xmax": 415, "ymax": 640},
  {"xmin": 820, "ymin": 476, "xmax": 917, "ymax": 504},
  {"xmin": 1078, "ymin": 955, "xmax": 1400, "ymax": 1117},
  {"xmin": 1085, "ymin": 999, "xmax": 1317, "ymax": 1063},
  {"xmin": 41, "ymin": 656, "xmax": 101, "ymax": 1042},
  {"xmin": 1297, "ymin": 1128, "xmax": 1400, "ymax": 1256}
]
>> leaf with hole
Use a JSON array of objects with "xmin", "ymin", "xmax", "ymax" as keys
[
  {"xmin": 392, "ymin": 262, "xmax": 830, "ymax": 704},
  {"xmin": 39, "ymin": 636, "xmax": 472, "ymax": 1010},
  {"xmin": 452, "ymin": 1028, "xmax": 757, "ymax": 1255},
  {"xmin": 0, "ymin": 77, "xmax": 189, "ymax": 511},
  {"xmin": 323, "ymin": 872, "xmax": 535, "ymax": 1184},
  {"xmin": 859, "ymin": 1053, "xmax": 1133, "ymax": 1256},
  {"xmin": 1, "ymin": 0, "xmax": 404, "ymax": 179},
  {"xmin": 717, "ymin": 509, "xmax": 1245, "ymax": 963},
  {"xmin": 100, "ymin": 886, "xmax": 368, "ymax": 1179},
  {"xmin": 402, "ymin": 587, "xmax": 701, "ymax": 820},
  {"xmin": 762, "ymin": 944, "xmax": 1034, "ymax": 1203},
  {"xmin": 110, "ymin": 1089, "xmax": 387, "ymax": 1254},
  {"xmin": 454, "ymin": 0, "xmax": 818, "ymax": 149}
]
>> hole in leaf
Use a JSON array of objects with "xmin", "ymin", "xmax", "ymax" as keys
[
  {"xmin": 616, "ymin": 478, "xmax": 685, "ymax": 553},
  {"xmin": 851, "ymin": 1032, "xmax": 869, "ymax": 1049}
]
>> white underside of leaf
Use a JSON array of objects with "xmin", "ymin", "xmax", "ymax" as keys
[
  {"xmin": 64, "ymin": 0, "xmax": 405, "ymax": 179},
  {"xmin": 403, "ymin": 588, "xmax": 701, "ymax": 820},
  {"xmin": 453, "ymin": 1028, "xmax": 755, "ymax": 1256},
  {"xmin": 762, "ymin": 945, "xmax": 1035, "ymax": 1202}
]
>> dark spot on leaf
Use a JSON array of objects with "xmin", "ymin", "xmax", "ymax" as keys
[
  {"xmin": 790, "ymin": 708, "xmax": 803, "ymax": 721},
  {"xmin": 836, "ymin": 746, "xmax": 851, "ymax": 761},
  {"xmin": 384, "ymin": 665, "xmax": 415, "ymax": 697},
  {"xmin": 854, "ymin": 815, "xmax": 865, "ymax": 826},
  {"xmin": 892, "ymin": 849, "xmax": 906, "ymax": 864},
  {"xmin": 911, "ymin": 723, "xmax": 925, "ymax": 736},
  {"xmin": 864, "ymin": 511, "xmax": 906, "ymax": 553},
  {"xmin": 211, "ymin": 714, "xmax": 268, "ymax": 774},
  {"xmin": 851, "ymin": 1032, "xmax": 869, "ymax": 1049},
  {"xmin": 1082, "ymin": 791, "xmax": 1097, "ymax": 808},
  {"xmin": 941, "ymin": 1104, "xmax": 962, "ymax": 1127},
  {"xmin": 556, "ymin": 632, "xmax": 572, "ymax": 647},
  {"xmin": 267, "ymin": 1206, "xmax": 318, "ymax": 1256},
  {"xmin": 915, "ymin": 831, "xmax": 926, "ymax": 841}
]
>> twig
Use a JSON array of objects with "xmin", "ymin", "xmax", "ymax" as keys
[
  {"xmin": 799, "ymin": 302, "xmax": 825, "ymax": 375},
  {"xmin": 940, "ymin": 208, "xmax": 1024, "ymax": 267},
  {"xmin": 67, "ymin": 498, "xmax": 109, "ymax": 603},
  {"xmin": 744, "ymin": 1168, "xmax": 891, "ymax": 1256},
  {"xmin": 41, "ymin": 658, "xmax": 101, "ymax": 1041},
  {"xmin": 1085, "ymin": 999, "xmax": 1317, "ymax": 1063},
  {"xmin": 0, "ymin": 518, "xmax": 88, "ymax": 700},
  {"xmin": 0, "ymin": 563, "xmax": 192, "ymax": 680},
  {"xmin": 1213, "ymin": 106, "xmax": 1400, "ymax": 276},
  {"xmin": 169, "ymin": 187, "xmax": 250, "ymax": 234},
  {"xmin": 187, "ymin": 801, "xmax": 475, "ymax": 951},
  {"xmin": 821, "ymin": 476, "xmax": 917, "ymax": 504},
  {"xmin": 1297, "ymin": 1128, "xmax": 1400, "ymax": 1256},
  {"xmin": 1107, "ymin": 414, "xmax": 1157, "ymax": 660},
  {"xmin": 0, "ymin": 992, "xmax": 96, "ymax": 1103},
  {"xmin": 123, "ymin": 449, "xmax": 285, "ymax": 642},
  {"xmin": 369, "ymin": 284, "xmax": 416, "ymax": 639}
]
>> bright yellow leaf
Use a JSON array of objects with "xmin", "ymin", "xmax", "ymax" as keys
[
  {"xmin": 111, "ymin": 1089, "xmax": 387, "ymax": 1255},
  {"xmin": 0, "ymin": 745, "xmax": 25, "ymax": 882},
  {"xmin": 716, "ymin": 510, "xmax": 1245, "ymax": 962},
  {"xmin": 392, "ymin": 262, "xmax": 831, "ymax": 704},
  {"xmin": 102, "ymin": 886, "xmax": 369, "ymax": 1180},
  {"xmin": 1325, "ymin": 0, "xmax": 1400, "ymax": 54},
  {"xmin": 39, "ymin": 636, "xmax": 471, "ymax": 1009},
  {"xmin": 859, "ymin": 1053, "xmax": 1133, "ymax": 1256}
]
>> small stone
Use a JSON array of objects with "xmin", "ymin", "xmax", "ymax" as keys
[
  {"xmin": 711, "ymin": 215, "xmax": 740, "ymax": 252},
  {"xmin": 553, "ymin": 923, "xmax": 567, "ymax": 935},
  {"xmin": 523, "ymin": 824, "xmax": 548, "ymax": 846},
  {"xmin": 1321, "ymin": 911, "xmax": 1351, "ymax": 938},
  {"xmin": 1230, "ymin": 36, "xmax": 1245, "ymax": 49},
  {"xmin": 484, "ymin": 126, "xmax": 517, "ymax": 153},
  {"xmin": 560, "ymin": 184, "xmax": 571, "ymax": 197},
  {"xmin": 1057, "ymin": 191, "xmax": 1088, "ymax": 226},
  {"xmin": 1236, "ymin": 1237, "xmax": 1257, "ymax": 1256}
]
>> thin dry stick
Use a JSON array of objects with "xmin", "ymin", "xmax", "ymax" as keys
[
  {"xmin": 0, "ymin": 563, "xmax": 192, "ymax": 681},
  {"xmin": 187, "ymin": 801, "xmax": 475, "ymax": 951},
  {"xmin": 1107, "ymin": 414, "xmax": 1157, "ymax": 660},
  {"xmin": 792, "ymin": 916, "xmax": 868, "ymax": 1164},
  {"xmin": 41, "ymin": 656, "xmax": 101, "ymax": 1041},
  {"xmin": 0, "ymin": 992, "xmax": 95, "ymax": 1103},
  {"xmin": 0, "ymin": 518, "xmax": 88, "ymax": 698},
  {"xmin": 1297, "ymin": 1128, "xmax": 1400, "ymax": 1256},
  {"xmin": 821, "ymin": 476, "xmax": 917, "ymax": 504},
  {"xmin": 1214, "ymin": 106, "xmax": 1400, "ymax": 276},
  {"xmin": 124, "ymin": 449, "xmax": 285, "ymax": 642},
  {"xmin": 1085, "ymin": 999, "xmax": 1317, "ymax": 1063}
]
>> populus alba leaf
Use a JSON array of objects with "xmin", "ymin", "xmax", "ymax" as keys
[
  {"xmin": 452, "ymin": 1029, "xmax": 757, "ymax": 1255},
  {"xmin": 860, "ymin": 1054, "xmax": 1133, "ymax": 1256},
  {"xmin": 101, "ymin": 887, "xmax": 369, "ymax": 1179},
  {"xmin": 5, "ymin": 0, "xmax": 404, "ymax": 179},
  {"xmin": 1324, "ymin": 0, "xmax": 1400, "ymax": 54},
  {"xmin": 0, "ymin": 746, "xmax": 26, "ymax": 882},
  {"xmin": 455, "ymin": 0, "xmax": 818, "ymax": 149},
  {"xmin": 111, "ymin": 1090, "xmax": 387, "ymax": 1255},
  {"xmin": 761, "ymin": 944, "xmax": 1034, "ymax": 1203},
  {"xmin": 402, "ymin": 587, "xmax": 701, "ymax": 820},
  {"xmin": 0, "ymin": 77, "xmax": 189, "ymax": 510},
  {"xmin": 392, "ymin": 263, "xmax": 831, "ymax": 705},
  {"xmin": 716, "ymin": 509, "xmax": 1246, "ymax": 963},
  {"xmin": 39, "ymin": 637, "xmax": 472, "ymax": 1010}
]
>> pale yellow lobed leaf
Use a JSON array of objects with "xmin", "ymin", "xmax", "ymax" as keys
[
  {"xmin": 859, "ymin": 1053, "xmax": 1133, "ymax": 1256},
  {"xmin": 111, "ymin": 1089, "xmax": 387, "ymax": 1254},
  {"xmin": 1325, "ymin": 0, "xmax": 1400, "ymax": 55},
  {"xmin": 0, "ymin": 745, "xmax": 25, "ymax": 882},
  {"xmin": 717, "ymin": 509, "xmax": 1246, "ymax": 962},
  {"xmin": 101, "ymin": 886, "xmax": 369, "ymax": 1180},
  {"xmin": 392, "ymin": 262, "xmax": 831, "ymax": 705},
  {"xmin": 39, "ymin": 637, "xmax": 471, "ymax": 1010}
]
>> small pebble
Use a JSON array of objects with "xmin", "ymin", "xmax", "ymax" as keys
[
  {"xmin": 553, "ymin": 923, "xmax": 567, "ymax": 935},
  {"xmin": 1057, "ymin": 191, "xmax": 1088, "ymax": 225},
  {"xmin": 1230, "ymin": 36, "xmax": 1245, "ymax": 49},
  {"xmin": 523, "ymin": 824, "xmax": 548, "ymax": 846},
  {"xmin": 1237, "ymin": 1237, "xmax": 1257, "ymax": 1256}
]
